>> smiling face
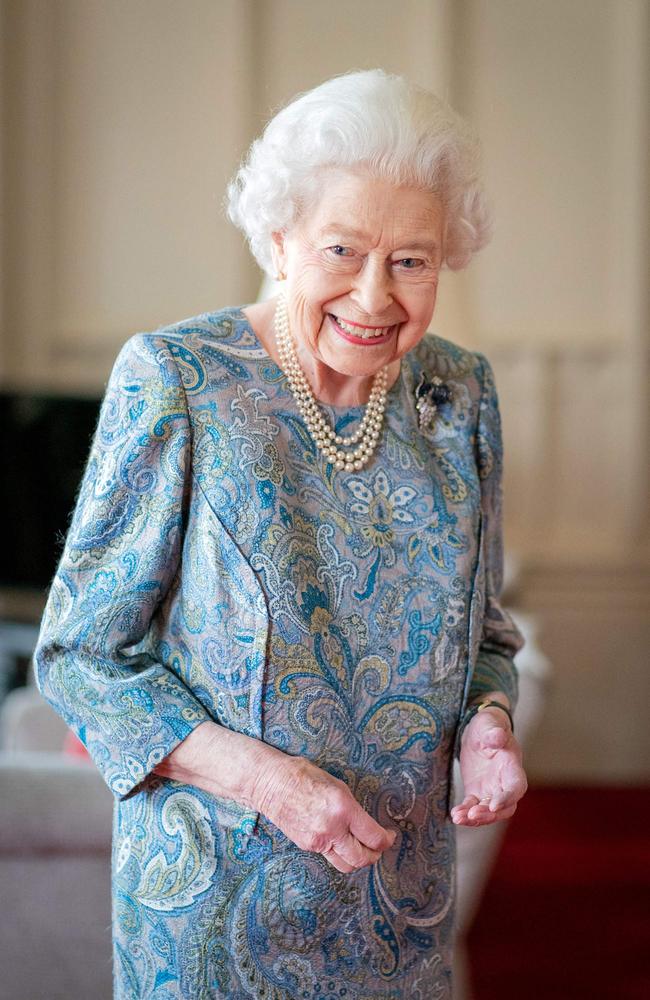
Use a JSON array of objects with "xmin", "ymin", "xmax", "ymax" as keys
[{"xmin": 272, "ymin": 169, "xmax": 445, "ymax": 389}]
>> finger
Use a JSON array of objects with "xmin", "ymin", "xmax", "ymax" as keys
[
  {"xmin": 348, "ymin": 806, "xmax": 396, "ymax": 853},
  {"xmin": 489, "ymin": 789, "xmax": 520, "ymax": 812},
  {"xmin": 471, "ymin": 802, "xmax": 518, "ymax": 826},
  {"xmin": 451, "ymin": 811, "xmax": 482, "ymax": 827},
  {"xmin": 450, "ymin": 805, "xmax": 478, "ymax": 824},
  {"xmin": 334, "ymin": 831, "xmax": 382, "ymax": 870},
  {"xmin": 451, "ymin": 794, "xmax": 480, "ymax": 817},
  {"xmin": 322, "ymin": 848, "xmax": 356, "ymax": 874},
  {"xmin": 453, "ymin": 802, "xmax": 518, "ymax": 827},
  {"xmin": 449, "ymin": 795, "xmax": 479, "ymax": 821},
  {"xmin": 453, "ymin": 808, "xmax": 488, "ymax": 825},
  {"xmin": 467, "ymin": 799, "xmax": 497, "ymax": 821},
  {"xmin": 468, "ymin": 795, "xmax": 518, "ymax": 821}
]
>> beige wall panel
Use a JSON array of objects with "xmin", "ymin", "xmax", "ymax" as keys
[
  {"xmin": 606, "ymin": 0, "xmax": 648, "ymax": 351},
  {"xmin": 549, "ymin": 352, "xmax": 643, "ymax": 561},
  {"xmin": 1, "ymin": 0, "xmax": 257, "ymax": 392},
  {"xmin": 2, "ymin": 0, "xmax": 58, "ymax": 387},
  {"xmin": 495, "ymin": 347, "xmax": 649, "ymax": 565},
  {"xmin": 458, "ymin": 0, "xmax": 640, "ymax": 350},
  {"xmin": 489, "ymin": 351, "xmax": 552, "ymax": 557},
  {"xmin": 254, "ymin": 0, "xmax": 453, "ymax": 110},
  {"xmin": 50, "ymin": 0, "xmax": 256, "ymax": 381},
  {"xmin": 521, "ymin": 569, "xmax": 650, "ymax": 783},
  {"xmin": 0, "ymin": 0, "xmax": 5, "ymax": 374}
]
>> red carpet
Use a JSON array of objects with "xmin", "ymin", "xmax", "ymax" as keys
[{"xmin": 467, "ymin": 786, "xmax": 650, "ymax": 999}]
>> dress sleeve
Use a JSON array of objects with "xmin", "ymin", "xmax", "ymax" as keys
[
  {"xmin": 465, "ymin": 352, "xmax": 525, "ymax": 709},
  {"xmin": 34, "ymin": 334, "xmax": 212, "ymax": 799}
]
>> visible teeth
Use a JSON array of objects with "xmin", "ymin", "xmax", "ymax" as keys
[{"xmin": 334, "ymin": 316, "xmax": 389, "ymax": 338}]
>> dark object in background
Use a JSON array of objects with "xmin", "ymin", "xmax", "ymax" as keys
[{"xmin": 0, "ymin": 392, "xmax": 101, "ymax": 590}]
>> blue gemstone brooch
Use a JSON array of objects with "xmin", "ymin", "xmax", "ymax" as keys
[{"xmin": 415, "ymin": 371, "xmax": 452, "ymax": 437}]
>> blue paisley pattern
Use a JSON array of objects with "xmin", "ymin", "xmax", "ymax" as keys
[{"xmin": 35, "ymin": 308, "xmax": 523, "ymax": 999}]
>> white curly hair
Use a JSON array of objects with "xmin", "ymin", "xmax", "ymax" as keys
[{"xmin": 226, "ymin": 69, "xmax": 492, "ymax": 275}]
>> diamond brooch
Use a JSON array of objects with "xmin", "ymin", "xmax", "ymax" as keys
[{"xmin": 415, "ymin": 371, "xmax": 452, "ymax": 437}]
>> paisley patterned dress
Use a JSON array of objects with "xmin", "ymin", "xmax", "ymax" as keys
[{"xmin": 35, "ymin": 307, "xmax": 523, "ymax": 999}]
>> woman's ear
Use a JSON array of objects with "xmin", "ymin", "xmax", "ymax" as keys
[{"xmin": 270, "ymin": 231, "xmax": 287, "ymax": 281}]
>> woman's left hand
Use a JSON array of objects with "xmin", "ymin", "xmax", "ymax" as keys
[{"xmin": 450, "ymin": 707, "xmax": 528, "ymax": 827}]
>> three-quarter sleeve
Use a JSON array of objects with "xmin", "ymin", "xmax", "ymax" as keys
[
  {"xmin": 34, "ymin": 334, "xmax": 212, "ymax": 799},
  {"xmin": 465, "ymin": 352, "xmax": 524, "ymax": 709}
]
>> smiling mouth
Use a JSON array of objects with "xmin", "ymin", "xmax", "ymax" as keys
[{"xmin": 329, "ymin": 314, "xmax": 395, "ymax": 343}]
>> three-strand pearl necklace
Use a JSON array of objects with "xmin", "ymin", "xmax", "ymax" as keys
[{"xmin": 274, "ymin": 292, "xmax": 388, "ymax": 472}]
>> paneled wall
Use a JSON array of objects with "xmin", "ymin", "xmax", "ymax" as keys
[
  {"xmin": 1, "ymin": 0, "xmax": 258, "ymax": 391},
  {"xmin": 1, "ymin": 0, "xmax": 648, "ymax": 781}
]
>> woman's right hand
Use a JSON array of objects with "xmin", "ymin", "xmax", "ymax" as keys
[
  {"xmin": 154, "ymin": 721, "xmax": 394, "ymax": 873},
  {"xmin": 251, "ymin": 751, "xmax": 395, "ymax": 873}
]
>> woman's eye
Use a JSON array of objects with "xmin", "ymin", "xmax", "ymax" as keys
[
  {"xmin": 328, "ymin": 245, "xmax": 353, "ymax": 257},
  {"xmin": 395, "ymin": 257, "xmax": 423, "ymax": 270}
]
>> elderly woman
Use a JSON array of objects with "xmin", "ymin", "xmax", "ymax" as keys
[{"xmin": 35, "ymin": 70, "xmax": 527, "ymax": 998}]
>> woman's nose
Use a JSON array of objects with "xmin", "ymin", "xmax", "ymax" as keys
[{"xmin": 349, "ymin": 259, "xmax": 393, "ymax": 315}]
